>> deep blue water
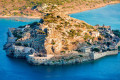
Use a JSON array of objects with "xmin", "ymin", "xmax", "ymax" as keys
[
  {"xmin": 0, "ymin": 4, "xmax": 120, "ymax": 80},
  {"xmin": 70, "ymin": 3, "xmax": 120, "ymax": 30}
]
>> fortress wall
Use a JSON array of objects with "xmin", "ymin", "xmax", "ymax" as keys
[
  {"xmin": 26, "ymin": 54, "xmax": 91, "ymax": 65},
  {"xmin": 6, "ymin": 45, "xmax": 35, "ymax": 58},
  {"xmin": 26, "ymin": 55, "xmax": 54, "ymax": 65},
  {"xmin": 90, "ymin": 50, "xmax": 118, "ymax": 60}
]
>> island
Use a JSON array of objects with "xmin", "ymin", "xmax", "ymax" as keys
[{"xmin": 3, "ymin": 1, "xmax": 120, "ymax": 65}]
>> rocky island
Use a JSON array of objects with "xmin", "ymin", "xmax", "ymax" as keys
[{"xmin": 3, "ymin": 1, "xmax": 120, "ymax": 65}]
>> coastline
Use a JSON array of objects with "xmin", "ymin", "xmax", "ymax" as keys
[
  {"xmin": 26, "ymin": 50, "xmax": 118, "ymax": 65},
  {"xmin": 64, "ymin": 1, "xmax": 120, "ymax": 15},
  {"xmin": 0, "ymin": 15, "xmax": 40, "ymax": 19},
  {"xmin": 0, "ymin": 1, "xmax": 119, "ymax": 19}
]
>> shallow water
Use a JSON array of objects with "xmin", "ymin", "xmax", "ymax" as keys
[
  {"xmin": 70, "ymin": 3, "xmax": 120, "ymax": 30},
  {"xmin": 0, "ymin": 4, "xmax": 120, "ymax": 80}
]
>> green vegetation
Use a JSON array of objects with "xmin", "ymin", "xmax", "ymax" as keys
[
  {"xmin": 44, "ymin": 13, "xmax": 58, "ymax": 23},
  {"xmin": 24, "ymin": 44, "xmax": 28, "ymax": 47},
  {"xmin": 63, "ymin": 47, "xmax": 69, "ymax": 50},
  {"xmin": 60, "ymin": 51, "xmax": 66, "ymax": 54},
  {"xmin": 71, "ymin": 41, "xmax": 79, "ymax": 45},
  {"xmin": 18, "ymin": 26, "xmax": 25, "ymax": 28},
  {"xmin": 118, "ymin": 46, "xmax": 120, "ymax": 51},
  {"xmin": 15, "ymin": 42, "xmax": 22, "ymax": 46},
  {"xmin": 78, "ymin": 55, "xmax": 83, "ymax": 57},
  {"xmin": 82, "ymin": 23, "xmax": 93, "ymax": 29},
  {"xmin": 68, "ymin": 29, "xmax": 76, "ymax": 38},
  {"xmin": 0, "ymin": 0, "xmax": 118, "ymax": 16},
  {"xmin": 86, "ymin": 42, "xmax": 91, "ymax": 45},
  {"xmin": 51, "ymin": 39, "xmax": 55, "ymax": 45},
  {"xmin": 112, "ymin": 30, "xmax": 120, "ymax": 38},
  {"xmin": 106, "ymin": 42, "xmax": 111, "ymax": 47},
  {"xmin": 92, "ymin": 48, "xmax": 100, "ymax": 52},
  {"xmin": 98, "ymin": 36, "xmax": 102, "ymax": 40},
  {"xmin": 37, "ymin": 30, "xmax": 45, "ymax": 34},
  {"xmin": 55, "ymin": 25, "xmax": 62, "ymax": 30},
  {"xmin": 84, "ymin": 33, "xmax": 91, "ymax": 40},
  {"xmin": 29, "ymin": 22, "xmax": 40, "ymax": 28},
  {"xmin": 13, "ymin": 31, "xmax": 22, "ymax": 39}
]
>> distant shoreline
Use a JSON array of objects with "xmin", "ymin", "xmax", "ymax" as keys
[
  {"xmin": 69, "ymin": 3, "xmax": 120, "ymax": 15},
  {"xmin": 0, "ymin": 15, "xmax": 40, "ymax": 19},
  {"xmin": 66, "ymin": 1, "xmax": 120, "ymax": 15},
  {"xmin": 0, "ymin": 1, "xmax": 119, "ymax": 19}
]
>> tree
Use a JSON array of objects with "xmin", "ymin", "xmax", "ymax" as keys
[
  {"xmin": 15, "ymin": 42, "xmax": 22, "ymax": 46},
  {"xmin": 92, "ymin": 48, "xmax": 100, "ymax": 52},
  {"xmin": 24, "ymin": 44, "xmax": 28, "ymax": 47}
]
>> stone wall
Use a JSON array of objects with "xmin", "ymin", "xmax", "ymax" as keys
[
  {"xmin": 13, "ymin": 45, "xmax": 35, "ymax": 58},
  {"xmin": 26, "ymin": 54, "xmax": 54, "ymax": 65},
  {"xmin": 90, "ymin": 50, "xmax": 118, "ymax": 60},
  {"xmin": 6, "ymin": 45, "xmax": 35, "ymax": 58},
  {"xmin": 26, "ymin": 53, "xmax": 91, "ymax": 65}
]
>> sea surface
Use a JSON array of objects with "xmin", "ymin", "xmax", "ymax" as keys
[
  {"xmin": 0, "ymin": 4, "xmax": 120, "ymax": 80},
  {"xmin": 70, "ymin": 3, "xmax": 120, "ymax": 30}
]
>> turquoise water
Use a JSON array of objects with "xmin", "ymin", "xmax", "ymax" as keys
[
  {"xmin": 0, "ymin": 4, "xmax": 120, "ymax": 80},
  {"xmin": 70, "ymin": 3, "xmax": 120, "ymax": 30}
]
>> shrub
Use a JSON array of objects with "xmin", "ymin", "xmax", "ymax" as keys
[
  {"xmin": 68, "ymin": 29, "xmax": 76, "ymax": 38},
  {"xmin": 79, "ymin": 55, "xmax": 83, "ymax": 57},
  {"xmin": 55, "ymin": 25, "xmax": 62, "ymax": 30},
  {"xmin": 13, "ymin": 31, "xmax": 22, "ymax": 39},
  {"xmin": 63, "ymin": 47, "xmax": 69, "ymax": 50},
  {"xmin": 37, "ymin": 30, "xmax": 45, "ymax": 34},
  {"xmin": 92, "ymin": 48, "xmax": 100, "ymax": 52},
  {"xmin": 18, "ymin": 26, "xmax": 25, "ymax": 28},
  {"xmin": 29, "ymin": 22, "xmax": 38, "ymax": 28},
  {"xmin": 15, "ymin": 42, "xmax": 22, "ymax": 46},
  {"xmin": 112, "ymin": 30, "xmax": 120, "ymax": 38},
  {"xmin": 61, "ymin": 51, "xmax": 66, "ymax": 54},
  {"xmin": 107, "ymin": 48, "xmax": 112, "ymax": 51},
  {"xmin": 118, "ymin": 46, "xmax": 120, "ymax": 51},
  {"xmin": 98, "ymin": 36, "xmax": 102, "ymax": 40},
  {"xmin": 106, "ymin": 42, "xmax": 111, "ymax": 47},
  {"xmin": 87, "ymin": 42, "xmax": 91, "ymax": 45},
  {"xmin": 51, "ymin": 39, "xmax": 55, "ymax": 45},
  {"xmin": 24, "ymin": 44, "xmax": 28, "ymax": 47},
  {"xmin": 84, "ymin": 33, "xmax": 90, "ymax": 40}
]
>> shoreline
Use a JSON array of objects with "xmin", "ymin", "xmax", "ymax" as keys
[
  {"xmin": 0, "ymin": 15, "xmax": 40, "ymax": 19},
  {"xmin": 69, "ymin": 3, "xmax": 120, "ymax": 15},
  {"xmin": 27, "ymin": 50, "xmax": 118, "ymax": 65},
  {"xmin": 65, "ymin": 1, "xmax": 120, "ymax": 15},
  {"xmin": 0, "ymin": 1, "xmax": 119, "ymax": 19}
]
